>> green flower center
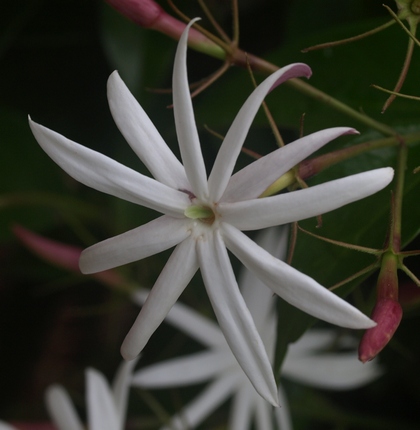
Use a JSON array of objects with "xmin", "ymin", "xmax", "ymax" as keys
[{"xmin": 184, "ymin": 204, "xmax": 215, "ymax": 224}]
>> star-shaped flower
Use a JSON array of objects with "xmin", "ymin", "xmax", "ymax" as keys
[
  {"xmin": 47, "ymin": 360, "xmax": 136, "ymax": 430},
  {"xmin": 29, "ymin": 19, "xmax": 393, "ymax": 406},
  {"xmin": 0, "ymin": 360, "xmax": 137, "ymax": 430},
  {"xmin": 132, "ymin": 228, "xmax": 382, "ymax": 430}
]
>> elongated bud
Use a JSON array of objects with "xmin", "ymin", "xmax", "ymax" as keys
[
  {"xmin": 358, "ymin": 253, "xmax": 402, "ymax": 362},
  {"xmin": 105, "ymin": 0, "xmax": 225, "ymax": 59},
  {"xmin": 13, "ymin": 225, "xmax": 123, "ymax": 287}
]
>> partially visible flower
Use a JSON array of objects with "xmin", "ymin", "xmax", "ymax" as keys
[
  {"xmin": 46, "ymin": 359, "xmax": 137, "ymax": 430},
  {"xmin": 0, "ymin": 360, "xmax": 137, "ymax": 430},
  {"xmin": 30, "ymin": 19, "xmax": 393, "ymax": 406},
  {"xmin": 132, "ymin": 228, "xmax": 382, "ymax": 430}
]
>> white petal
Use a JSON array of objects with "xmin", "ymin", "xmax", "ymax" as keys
[
  {"xmin": 29, "ymin": 119, "xmax": 190, "ymax": 217},
  {"xmin": 112, "ymin": 358, "xmax": 138, "ymax": 429},
  {"xmin": 274, "ymin": 386, "xmax": 293, "ymax": 430},
  {"xmin": 239, "ymin": 227, "xmax": 288, "ymax": 328},
  {"xmin": 172, "ymin": 19, "xmax": 209, "ymax": 199},
  {"xmin": 254, "ymin": 392, "xmax": 276, "ymax": 430},
  {"xmin": 222, "ymin": 127, "xmax": 358, "ymax": 202},
  {"xmin": 161, "ymin": 372, "xmax": 240, "ymax": 430},
  {"xmin": 197, "ymin": 232, "xmax": 279, "ymax": 406},
  {"xmin": 79, "ymin": 216, "xmax": 190, "ymax": 273},
  {"xmin": 45, "ymin": 385, "xmax": 84, "ymax": 430},
  {"xmin": 282, "ymin": 353, "xmax": 382, "ymax": 390},
  {"xmin": 121, "ymin": 237, "xmax": 199, "ymax": 360},
  {"xmin": 107, "ymin": 71, "xmax": 189, "ymax": 189},
  {"xmin": 207, "ymin": 63, "xmax": 312, "ymax": 202},
  {"xmin": 86, "ymin": 369, "xmax": 120, "ymax": 430},
  {"xmin": 229, "ymin": 384, "xmax": 257, "ymax": 430},
  {"xmin": 220, "ymin": 167, "xmax": 394, "ymax": 230},
  {"xmin": 222, "ymin": 224, "xmax": 376, "ymax": 329},
  {"xmin": 287, "ymin": 329, "xmax": 341, "ymax": 356},
  {"xmin": 131, "ymin": 289, "xmax": 225, "ymax": 347},
  {"xmin": 132, "ymin": 350, "xmax": 230, "ymax": 388},
  {"xmin": 0, "ymin": 423, "xmax": 17, "ymax": 430}
]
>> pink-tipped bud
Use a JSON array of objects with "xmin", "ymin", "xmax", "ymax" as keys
[
  {"xmin": 106, "ymin": 0, "xmax": 164, "ymax": 28},
  {"xmin": 13, "ymin": 225, "xmax": 123, "ymax": 287},
  {"xmin": 105, "ymin": 0, "xmax": 225, "ymax": 59},
  {"xmin": 358, "ymin": 253, "xmax": 402, "ymax": 362},
  {"xmin": 358, "ymin": 298, "xmax": 402, "ymax": 363}
]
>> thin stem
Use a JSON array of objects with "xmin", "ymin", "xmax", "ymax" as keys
[
  {"xmin": 287, "ymin": 222, "xmax": 298, "ymax": 266},
  {"xmin": 391, "ymin": 141, "xmax": 408, "ymax": 252},
  {"xmin": 246, "ymin": 58, "xmax": 285, "ymax": 147},
  {"xmin": 198, "ymin": 0, "xmax": 231, "ymax": 44},
  {"xmin": 329, "ymin": 262, "xmax": 379, "ymax": 291},
  {"xmin": 190, "ymin": 61, "xmax": 230, "ymax": 98},
  {"xmin": 381, "ymin": 35, "xmax": 415, "ymax": 112},
  {"xmin": 301, "ymin": 19, "xmax": 395, "ymax": 52},
  {"xmin": 298, "ymin": 131, "xmax": 420, "ymax": 180},
  {"xmin": 298, "ymin": 225, "xmax": 382, "ymax": 255},
  {"xmin": 231, "ymin": 0, "xmax": 240, "ymax": 46},
  {"xmin": 167, "ymin": 0, "xmax": 231, "ymax": 52},
  {"xmin": 372, "ymin": 84, "xmax": 420, "ymax": 101},
  {"xmin": 399, "ymin": 264, "xmax": 420, "ymax": 287},
  {"xmin": 383, "ymin": 4, "xmax": 420, "ymax": 48}
]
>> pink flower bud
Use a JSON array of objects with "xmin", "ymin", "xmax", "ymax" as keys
[
  {"xmin": 106, "ymin": 0, "xmax": 163, "ymax": 28},
  {"xmin": 13, "ymin": 225, "xmax": 123, "ymax": 287},
  {"xmin": 358, "ymin": 298, "xmax": 402, "ymax": 363},
  {"xmin": 358, "ymin": 253, "xmax": 402, "ymax": 362},
  {"xmin": 105, "ymin": 0, "xmax": 225, "ymax": 58}
]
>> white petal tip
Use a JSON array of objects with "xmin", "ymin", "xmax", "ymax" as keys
[
  {"xmin": 78, "ymin": 250, "xmax": 94, "ymax": 275},
  {"xmin": 120, "ymin": 341, "xmax": 140, "ymax": 362}
]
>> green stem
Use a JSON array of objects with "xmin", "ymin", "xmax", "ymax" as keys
[
  {"xmin": 391, "ymin": 140, "xmax": 408, "ymax": 252},
  {"xmin": 299, "ymin": 131, "xmax": 420, "ymax": 180},
  {"xmin": 230, "ymin": 50, "xmax": 397, "ymax": 136}
]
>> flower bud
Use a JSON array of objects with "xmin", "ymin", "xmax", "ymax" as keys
[
  {"xmin": 13, "ymin": 225, "xmax": 123, "ymax": 287},
  {"xmin": 358, "ymin": 253, "xmax": 402, "ymax": 362},
  {"xmin": 105, "ymin": 0, "xmax": 225, "ymax": 59}
]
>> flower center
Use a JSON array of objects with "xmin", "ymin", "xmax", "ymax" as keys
[{"xmin": 184, "ymin": 204, "xmax": 216, "ymax": 224}]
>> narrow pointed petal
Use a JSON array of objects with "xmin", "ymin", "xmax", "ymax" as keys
[
  {"xmin": 131, "ymin": 289, "xmax": 225, "ymax": 347},
  {"xmin": 254, "ymin": 393, "xmax": 275, "ymax": 430},
  {"xmin": 132, "ymin": 350, "xmax": 229, "ymax": 388},
  {"xmin": 80, "ymin": 216, "xmax": 190, "ymax": 273},
  {"xmin": 121, "ymin": 237, "xmax": 198, "ymax": 360},
  {"xmin": 107, "ymin": 71, "xmax": 189, "ymax": 189},
  {"xmin": 282, "ymin": 352, "xmax": 382, "ymax": 390},
  {"xmin": 172, "ymin": 19, "xmax": 209, "ymax": 199},
  {"xmin": 274, "ymin": 387, "xmax": 293, "ymax": 430},
  {"xmin": 222, "ymin": 224, "xmax": 376, "ymax": 329},
  {"xmin": 220, "ymin": 167, "xmax": 394, "ymax": 230},
  {"xmin": 86, "ymin": 369, "xmax": 120, "ymax": 430},
  {"xmin": 161, "ymin": 373, "xmax": 240, "ymax": 430},
  {"xmin": 45, "ymin": 385, "xmax": 84, "ymax": 430},
  {"xmin": 112, "ymin": 358, "xmax": 138, "ymax": 429},
  {"xmin": 222, "ymin": 127, "xmax": 358, "ymax": 202},
  {"xmin": 239, "ymin": 227, "xmax": 288, "ymax": 328},
  {"xmin": 207, "ymin": 63, "xmax": 312, "ymax": 201},
  {"xmin": 29, "ymin": 119, "xmax": 190, "ymax": 217},
  {"xmin": 229, "ymin": 385, "xmax": 257, "ymax": 430},
  {"xmin": 197, "ymin": 232, "xmax": 279, "ymax": 406}
]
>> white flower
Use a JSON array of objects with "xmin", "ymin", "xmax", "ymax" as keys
[
  {"xmin": 46, "ymin": 360, "xmax": 136, "ymax": 430},
  {"xmin": 131, "ymin": 228, "xmax": 382, "ymax": 430},
  {"xmin": 29, "ymin": 19, "xmax": 393, "ymax": 406},
  {"xmin": 0, "ymin": 360, "xmax": 137, "ymax": 430}
]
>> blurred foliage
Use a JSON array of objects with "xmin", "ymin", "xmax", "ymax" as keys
[{"xmin": 0, "ymin": 0, "xmax": 420, "ymax": 429}]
